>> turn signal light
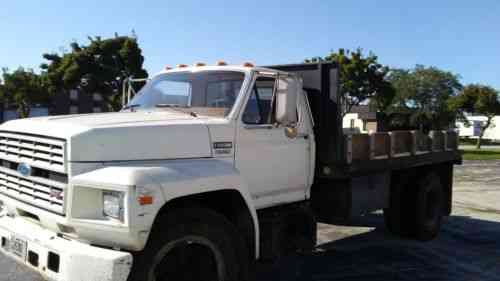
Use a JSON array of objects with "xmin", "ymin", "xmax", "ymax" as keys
[
  {"xmin": 216, "ymin": 61, "xmax": 228, "ymax": 66},
  {"xmin": 176, "ymin": 64, "xmax": 188, "ymax": 68},
  {"xmin": 242, "ymin": 62, "xmax": 255, "ymax": 67},
  {"xmin": 138, "ymin": 195, "xmax": 154, "ymax": 205}
]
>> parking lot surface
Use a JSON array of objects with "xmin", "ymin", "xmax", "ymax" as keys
[{"xmin": 1, "ymin": 160, "xmax": 500, "ymax": 281}]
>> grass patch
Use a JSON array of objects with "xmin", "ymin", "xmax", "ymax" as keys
[
  {"xmin": 462, "ymin": 149, "xmax": 500, "ymax": 160},
  {"xmin": 459, "ymin": 138, "xmax": 500, "ymax": 146}
]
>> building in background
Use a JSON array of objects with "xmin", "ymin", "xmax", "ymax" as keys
[
  {"xmin": 1, "ymin": 106, "xmax": 49, "ymax": 122},
  {"xmin": 343, "ymin": 105, "xmax": 383, "ymax": 134},
  {"xmin": 456, "ymin": 114, "xmax": 500, "ymax": 142},
  {"xmin": 0, "ymin": 89, "xmax": 107, "ymax": 123},
  {"xmin": 51, "ymin": 89, "xmax": 105, "ymax": 115}
]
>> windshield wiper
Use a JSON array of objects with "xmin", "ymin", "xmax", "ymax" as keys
[
  {"xmin": 123, "ymin": 104, "xmax": 141, "ymax": 111},
  {"xmin": 155, "ymin": 104, "xmax": 198, "ymax": 117},
  {"xmin": 155, "ymin": 103, "xmax": 189, "ymax": 108}
]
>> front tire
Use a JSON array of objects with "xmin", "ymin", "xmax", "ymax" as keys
[{"xmin": 128, "ymin": 207, "xmax": 250, "ymax": 281}]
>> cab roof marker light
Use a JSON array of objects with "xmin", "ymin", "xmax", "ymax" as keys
[
  {"xmin": 243, "ymin": 62, "xmax": 255, "ymax": 67},
  {"xmin": 165, "ymin": 66, "xmax": 173, "ymax": 70},
  {"xmin": 176, "ymin": 64, "xmax": 188, "ymax": 68},
  {"xmin": 216, "ymin": 61, "xmax": 228, "ymax": 66},
  {"xmin": 194, "ymin": 62, "xmax": 206, "ymax": 67}
]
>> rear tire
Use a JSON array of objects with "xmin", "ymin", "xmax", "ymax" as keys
[
  {"xmin": 127, "ymin": 207, "xmax": 250, "ymax": 281},
  {"xmin": 414, "ymin": 173, "xmax": 444, "ymax": 241},
  {"xmin": 384, "ymin": 171, "xmax": 444, "ymax": 241},
  {"xmin": 384, "ymin": 172, "xmax": 414, "ymax": 237}
]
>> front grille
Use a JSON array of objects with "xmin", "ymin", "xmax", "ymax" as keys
[
  {"xmin": 0, "ymin": 132, "xmax": 67, "ymax": 215},
  {"xmin": 1, "ymin": 159, "xmax": 68, "ymax": 184},
  {"xmin": 0, "ymin": 166, "xmax": 65, "ymax": 214},
  {"xmin": 0, "ymin": 132, "xmax": 66, "ymax": 173}
]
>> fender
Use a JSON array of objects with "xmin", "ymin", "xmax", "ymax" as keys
[{"xmin": 70, "ymin": 159, "xmax": 260, "ymax": 257}]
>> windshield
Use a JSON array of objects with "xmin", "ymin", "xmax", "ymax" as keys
[{"xmin": 124, "ymin": 71, "xmax": 245, "ymax": 117}]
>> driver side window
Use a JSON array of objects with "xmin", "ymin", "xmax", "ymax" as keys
[{"xmin": 242, "ymin": 77, "xmax": 276, "ymax": 125}]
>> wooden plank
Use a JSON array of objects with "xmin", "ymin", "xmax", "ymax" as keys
[
  {"xmin": 445, "ymin": 131, "xmax": 458, "ymax": 150},
  {"xmin": 348, "ymin": 134, "xmax": 370, "ymax": 162},
  {"xmin": 430, "ymin": 130, "xmax": 445, "ymax": 151},
  {"xmin": 370, "ymin": 133, "xmax": 390, "ymax": 159},
  {"xmin": 389, "ymin": 131, "xmax": 413, "ymax": 157}
]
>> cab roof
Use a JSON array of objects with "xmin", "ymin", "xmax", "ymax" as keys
[{"xmin": 153, "ymin": 64, "xmax": 292, "ymax": 78}]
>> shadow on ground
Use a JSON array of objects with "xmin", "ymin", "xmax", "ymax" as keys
[{"xmin": 257, "ymin": 214, "xmax": 500, "ymax": 281}]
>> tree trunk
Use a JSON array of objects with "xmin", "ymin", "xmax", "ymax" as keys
[
  {"xmin": 18, "ymin": 102, "xmax": 31, "ymax": 119},
  {"xmin": 476, "ymin": 132, "xmax": 483, "ymax": 150},
  {"xmin": 477, "ymin": 117, "xmax": 493, "ymax": 150}
]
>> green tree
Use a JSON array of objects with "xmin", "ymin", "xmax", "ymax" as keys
[
  {"xmin": 0, "ymin": 77, "xmax": 4, "ymax": 101},
  {"xmin": 306, "ymin": 48, "xmax": 395, "ymax": 117},
  {"xmin": 0, "ymin": 67, "xmax": 49, "ymax": 118},
  {"xmin": 41, "ymin": 34, "xmax": 148, "ymax": 111},
  {"xmin": 449, "ymin": 84, "xmax": 500, "ymax": 149},
  {"xmin": 387, "ymin": 65, "xmax": 462, "ymax": 131}
]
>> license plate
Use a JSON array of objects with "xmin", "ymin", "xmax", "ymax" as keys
[{"xmin": 9, "ymin": 236, "xmax": 27, "ymax": 260}]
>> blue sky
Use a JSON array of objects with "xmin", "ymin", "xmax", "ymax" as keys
[{"xmin": 1, "ymin": 0, "xmax": 499, "ymax": 88}]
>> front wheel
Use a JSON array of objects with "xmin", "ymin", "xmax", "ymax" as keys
[{"xmin": 128, "ymin": 207, "xmax": 250, "ymax": 281}]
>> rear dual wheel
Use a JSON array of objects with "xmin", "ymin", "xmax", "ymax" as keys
[
  {"xmin": 384, "ymin": 172, "xmax": 444, "ymax": 241},
  {"xmin": 414, "ymin": 173, "xmax": 444, "ymax": 240}
]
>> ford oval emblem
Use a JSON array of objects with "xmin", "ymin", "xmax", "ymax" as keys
[{"xmin": 17, "ymin": 163, "xmax": 32, "ymax": 177}]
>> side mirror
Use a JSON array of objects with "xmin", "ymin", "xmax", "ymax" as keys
[{"xmin": 275, "ymin": 75, "xmax": 298, "ymax": 126}]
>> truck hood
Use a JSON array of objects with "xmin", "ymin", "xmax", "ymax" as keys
[{"xmin": 0, "ymin": 111, "xmax": 214, "ymax": 162}]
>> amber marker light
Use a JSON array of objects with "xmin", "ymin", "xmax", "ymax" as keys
[
  {"xmin": 242, "ymin": 62, "xmax": 255, "ymax": 67},
  {"xmin": 216, "ymin": 61, "xmax": 228, "ymax": 66},
  {"xmin": 138, "ymin": 195, "xmax": 154, "ymax": 206}
]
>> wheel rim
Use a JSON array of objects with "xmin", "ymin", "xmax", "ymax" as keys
[{"xmin": 148, "ymin": 236, "xmax": 226, "ymax": 281}]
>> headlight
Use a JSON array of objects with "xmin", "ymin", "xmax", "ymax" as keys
[{"xmin": 103, "ymin": 191, "xmax": 124, "ymax": 221}]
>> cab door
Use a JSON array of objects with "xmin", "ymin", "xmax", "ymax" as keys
[{"xmin": 235, "ymin": 74, "xmax": 310, "ymax": 208}]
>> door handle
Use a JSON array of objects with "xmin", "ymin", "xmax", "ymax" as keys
[
  {"xmin": 244, "ymin": 124, "xmax": 274, "ymax": 130},
  {"xmin": 296, "ymin": 133, "xmax": 309, "ymax": 139}
]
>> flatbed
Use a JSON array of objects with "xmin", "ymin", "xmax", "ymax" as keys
[{"xmin": 268, "ymin": 62, "xmax": 461, "ymax": 178}]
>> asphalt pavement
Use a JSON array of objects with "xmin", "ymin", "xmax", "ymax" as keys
[
  {"xmin": 259, "ymin": 160, "xmax": 500, "ymax": 281},
  {"xmin": 1, "ymin": 160, "xmax": 500, "ymax": 281}
]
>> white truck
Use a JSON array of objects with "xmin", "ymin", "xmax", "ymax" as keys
[{"xmin": 0, "ymin": 62, "xmax": 461, "ymax": 281}]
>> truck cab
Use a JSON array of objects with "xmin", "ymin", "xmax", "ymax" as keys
[{"xmin": 0, "ymin": 62, "xmax": 460, "ymax": 281}]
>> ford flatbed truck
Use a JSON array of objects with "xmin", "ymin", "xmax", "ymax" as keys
[{"xmin": 0, "ymin": 61, "xmax": 461, "ymax": 281}]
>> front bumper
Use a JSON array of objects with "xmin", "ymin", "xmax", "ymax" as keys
[{"xmin": 0, "ymin": 211, "xmax": 132, "ymax": 281}]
